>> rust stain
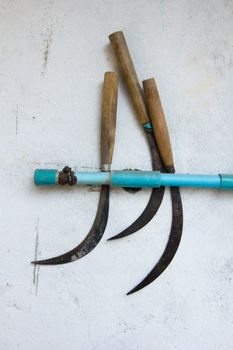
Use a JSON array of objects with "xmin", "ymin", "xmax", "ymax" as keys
[{"xmin": 33, "ymin": 217, "xmax": 40, "ymax": 296}]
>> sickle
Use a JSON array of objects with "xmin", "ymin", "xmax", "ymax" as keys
[
  {"xmin": 32, "ymin": 72, "xmax": 118, "ymax": 265},
  {"xmin": 127, "ymin": 78, "xmax": 183, "ymax": 294},
  {"xmin": 108, "ymin": 31, "xmax": 165, "ymax": 240},
  {"xmin": 107, "ymin": 31, "xmax": 183, "ymax": 294}
]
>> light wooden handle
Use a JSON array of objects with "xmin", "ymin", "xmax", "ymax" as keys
[
  {"xmin": 143, "ymin": 78, "xmax": 173, "ymax": 167},
  {"xmin": 109, "ymin": 31, "xmax": 149, "ymax": 125},
  {"xmin": 101, "ymin": 72, "xmax": 118, "ymax": 169}
]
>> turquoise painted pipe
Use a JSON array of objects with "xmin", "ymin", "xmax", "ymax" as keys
[{"xmin": 34, "ymin": 169, "xmax": 233, "ymax": 190}]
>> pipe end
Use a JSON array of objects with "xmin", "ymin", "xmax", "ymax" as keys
[{"xmin": 34, "ymin": 169, "xmax": 57, "ymax": 186}]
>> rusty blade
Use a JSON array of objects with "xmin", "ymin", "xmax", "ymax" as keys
[
  {"xmin": 32, "ymin": 185, "xmax": 109, "ymax": 265},
  {"xmin": 127, "ymin": 184, "xmax": 183, "ymax": 295},
  {"xmin": 108, "ymin": 129, "xmax": 165, "ymax": 241}
]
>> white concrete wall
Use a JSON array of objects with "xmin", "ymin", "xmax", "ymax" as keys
[{"xmin": 1, "ymin": 1, "xmax": 233, "ymax": 349}]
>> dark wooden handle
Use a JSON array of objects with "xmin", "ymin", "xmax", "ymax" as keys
[
  {"xmin": 109, "ymin": 31, "xmax": 149, "ymax": 125},
  {"xmin": 143, "ymin": 78, "xmax": 173, "ymax": 167},
  {"xmin": 101, "ymin": 72, "xmax": 118, "ymax": 168}
]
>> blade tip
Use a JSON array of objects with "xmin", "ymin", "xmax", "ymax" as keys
[
  {"xmin": 107, "ymin": 236, "xmax": 116, "ymax": 241},
  {"xmin": 126, "ymin": 290, "xmax": 135, "ymax": 296}
]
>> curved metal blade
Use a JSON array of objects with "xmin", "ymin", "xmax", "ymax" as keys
[
  {"xmin": 127, "ymin": 186, "xmax": 183, "ymax": 295},
  {"xmin": 108, "ymin": 130, "xmax": 165, "ymax": 240},
  {"xmin": 32, "ymin": 185, "xmax": 109, "ymax": 265}
]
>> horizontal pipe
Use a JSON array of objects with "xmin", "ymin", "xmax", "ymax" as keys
[
  {"xmin": 34, "ymin": 169, "xmax": 233, "ymax": 190},
  {"xmin": 160, "ymin": 173, "xmax": 221, "ymax": 188}
]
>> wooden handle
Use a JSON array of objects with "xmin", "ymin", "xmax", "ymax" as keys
[
  {"xmin": 109, "ymin": 31, "xmax": 149, "ymax": 125},
  {"xmin": 143, "ymin": 78, "xmax": 173, "ymax": 167},
  {"xmin": 101, "ymin": 72, "xmax": 118, "ymax": 169}
]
